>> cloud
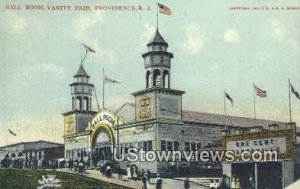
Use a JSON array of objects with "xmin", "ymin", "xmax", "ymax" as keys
[
  {"xmin": 70, "ymin": 13, "xmax": 120, "ymax": 65},
  {"xmin": 143, "ymin": 23, "xmax": 156, "ymax": 43},
  {"xmin": 0, "ymin": 13, "xmax": 28, "ymax": 35},
  {"xmin": 224, "ymin": 29, "xmax": 241, "ymax": 44},
  {"xmin": 71, "ymin": 13, "xmax": 105, "ymax": 43},
  {"xmin": 133, "ymin": 23, "xmax": 156, "ymax": 54},
  {"xmin": 182, "ymin": 24, "xmax": 206, "ymax": 53},
  {"xmin": 269, "ymin": 19, "xmax": 286, "ymax": 42},
  {"xmin": 38, "ymin": 63, "xmax": 65, "ymax": 75}
]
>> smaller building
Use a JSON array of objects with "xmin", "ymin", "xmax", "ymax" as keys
[
  {"xmin": 0, "ymin": 140, "xmax": 64, "ymax": 168},
  {"xmin": 221, "ymin": 123, "xmax": 299, "ymax": 189}
]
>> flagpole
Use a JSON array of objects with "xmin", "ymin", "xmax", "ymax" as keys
[
  {"xmin": 253, "ymin": 83, "xmax": 257, "ymax": 119},
  {"xmin": 93, "ymin": 86, "xmax": 101, "ymax": 111},
  {"xmin": 81, "ymin": 47, "xmax": 88, "ymax": 64},
  {"xmin": 288, "ymin": 78, "xmax": 292, "ymax": 123},
  {"xmin": 5, "ymin": 134, "xmax": 8, "ymax": 154},
  {"xmin": 224, "ymin": 91, "xmax": 227, "ymax": 130},
  {"xmin": 103, "ymin": 67, "xmax": 105, "ymax": 109},
  {"xmin": 156, "ymin": 0, "xmax": 159, "ymax": 28}
]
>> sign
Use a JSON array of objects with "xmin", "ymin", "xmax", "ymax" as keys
[
  {"xmin": 64, "ymin": 115, "xmax": 75, "ymax": 134},
  {"xmin": 90, "ymin": 110, "xmax": 116, "ymax": 130},
  {"xmin": 223, "ymin": 129, "xmax": 294, "ymax": 159},
  {"xmin": 139, "ymin": 96, "xmax": 152, "ymax": 119},
  {"xmin": 226, "ymin": 137, "xmax": 286, "ymax": 154}
]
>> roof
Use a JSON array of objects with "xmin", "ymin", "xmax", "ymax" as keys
[
  {"xmin": 183, "ymin": 110, "xmax": 286, "ymax": 129},
  {"xmin": 147, "ymin": 29, "xmax": 168, "ymax": 47},
  {"xmin": 115, "ymin": 102, "xmax": 288, "ymax": 130},
  {"xmin": 115, "ymin": 102, "xmax": 135, "ymax": 124},
  {"xmin": 74, "ymin": 64, "xmax": 90, "ymax": 78},
  {"xmin": 0, "ymin": 140, "xmax": 63, "ymax": 149}
]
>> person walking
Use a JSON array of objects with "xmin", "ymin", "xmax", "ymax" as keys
[
  {"xmin": 78, "ymin": 160, "xmax": 84, "ymax": 175},
  {"xmin": 126, "ymin": 165, "xmax": 132, "ymax": 179},
  {"xmin": 118, "ymin": 167, "xmax": 123, "ymax": 180},
  {"xmin": 106, "ymin": 165, "xmax": 112, "ymax": 178},
  {"xmin": 68, "ymin": 159, "xmax": 72, "ymax": 171},
  {"xmin": 156, "ymin": 174, "xmax": 162, "ymax": 189},
  {"xmin": 142, "ymin": 173, "xmax": 148, "ymax": 189},
  {"xmin": 147, "ymin": 169, "xmax": 151, "ymax": 184},
  {"xmin": 132, "ymin": 165, "xmax": 138, "ymax": 180},
  {"xmin": 184, "ymin": 177, "xmax": 190, "ymax": 189}
]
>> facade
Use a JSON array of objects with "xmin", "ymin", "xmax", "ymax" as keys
[
  {"xmin": 0, "ymin": 140, "xmax": 64, "ymax": 166},
  {"xmin": 222, "ymin": 123, "xmax": 299, "ymax": 189},
  {"xmin": 62, "ymin": 28, "xmax": 298, "ymax": 175}
]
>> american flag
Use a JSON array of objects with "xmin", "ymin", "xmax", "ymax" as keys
[
  {"xmin": 158, "ymin": 3, "xmax": 171, "ymax": 15},
  {"xmin": 8, "ymin": 129, "xmax": 17, "ymax": 136},
  {"xmin": 104, "ymin": 76, "xmax": 120, "ymax": 83},
  {"xmin": 254, "ymin": 84, "xmax": 267, "ymax": 97},
  {"xmin": 83, "ymin": 43, "xmax": 96, "ymax": 53},
  {"xmin": 290, "ymin": 83, "xmax": 300, "ymax": 100},
  {"xmin": 225, "ymin": 92, "xmax": 234, "ymax": 106}
]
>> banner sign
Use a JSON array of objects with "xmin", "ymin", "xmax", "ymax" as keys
[{"xmin": 90, "ymin": 110, "xmax": 116, "ymax": 130}]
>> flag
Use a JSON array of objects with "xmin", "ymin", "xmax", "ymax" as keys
[
  {"xmin": 290, "ymin": 83, "xmax": 300, "ymax": 100},
  {"xmin": 104, "ymin": 76, "xmax": 120, "ymax": 83},
  {"xmin": 225, "ymin": 92, "xmax": 234, "ymax": 106},
  {"xmin": 253, "ymin": 84, "xmax": 267, "ymax": 97},
  {"xmin": 8, "ymin": 129, "xmax": 17, "ymax": 136},
  {"xmin": 157, "ymin": 3, "xmax": 171, "ymax": 15},
  {"xmin": 83, "ymin": 43, "xmax": 96, "ymax": 53}
]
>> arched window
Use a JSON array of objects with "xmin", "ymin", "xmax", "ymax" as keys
[
  {"xmin": 153, "ymin": 69, "xmax": 161, "ymax": 87},
  {"xmin": 76, "ymin": 96, "xmax": 82, "ymax": 110},
  {"xmin": 163, "ymin": 70, "xmax": 169, "ymax": 88},
  {"xmin": 83, "ymin": 97, "xmax": 89, "ymax": 111},
  {"xmin": 146, "ymin": 71, "xmax": 151, "ymax": 88},
  {"xmin": 72, "ymin": 97, "xmax": 75, "ymax": 110}
]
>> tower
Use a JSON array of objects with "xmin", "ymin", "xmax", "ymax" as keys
[
  {"xmin": 63, "ymin": 64, "xmax": 96, "ymax": 136},
  {"xmin": 132, "ymin": 29, "xmax": 185, "ymax": 121},
  {"xmin": 70, "ymin": 63, "xmax": 93, "ymax": 111},
  {"xmin": 143, "ymin": 28, "xmax": 173, "ymax": 89}
]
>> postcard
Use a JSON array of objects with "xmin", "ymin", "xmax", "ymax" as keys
[{"xmin": 1, "ymin": 0, "xmax": 300, "ymax": 188}]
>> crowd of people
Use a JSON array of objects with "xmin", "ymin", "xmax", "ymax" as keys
[
  {"xmin": 0, "ymin": 155, "xmax": 195, "ymax": 189},
  {"xmin": 0, "ymin": 153, "xmax": 60, "ymax": 169},
  {"xmin": 67, "ymin": 158, "xmax": 90, "ymax": 175}
]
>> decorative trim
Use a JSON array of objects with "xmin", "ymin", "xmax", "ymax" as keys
[{"xmin": 90, "ymin": 124, "xmax": 115, "ymax": 149}]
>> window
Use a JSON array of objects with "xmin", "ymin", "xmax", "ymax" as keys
[
  {"xmin": 143, "ymin": 141, "xmax": 153, "ymax": 151},
  {"xmin": 138, "ymin": 142, "xmax": 143, "ymax": 150},
  {"xmin": 174, "ymin": 141, "xmax": 179, "ymax": 151},
  {"xmin": 161, "ymin": 140, "xmax": 166, "ymax": 151},
  {"xmin": 191, "ymin": 142, "xmax": 196, "ymax": 151},
  {"xmin": 185, "ymin": 142, "xmax": 191, "ymax": 151},
  {"xmin": 125, "ymin": 143, "xmax": 131, "ymax": 153},
  {"xmin": 167, "ymin": 141, "xmax": 173, "ymax": 151},
  {"xmin": 83, "ymin": 149, "xmax": 87, "ymax": 157},
  {"xmin": 197, "ymin": 142, "xmax": 202, "ymax": 149},
  {"xmin": 143, "ymin": 141, "xmax": 147, "ymax": 151},
  {"xmin": 148, "ymin": 141, "xmax": 152, "ymax": 151}
]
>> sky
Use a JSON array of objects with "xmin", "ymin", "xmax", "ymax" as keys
[{"xmin": 0, "ymin": 0, "xmax": 300, "ymax": 146}]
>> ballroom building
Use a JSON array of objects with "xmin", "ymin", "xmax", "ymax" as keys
[{"xmin": 62, "ymin": 28, "xmax": 299, "ymax": 174}]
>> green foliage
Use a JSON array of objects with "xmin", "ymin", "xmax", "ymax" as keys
[{"xmin": 0, "ymin": 169, "xmax": 132, "ymax": 189}]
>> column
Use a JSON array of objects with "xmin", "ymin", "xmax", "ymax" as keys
[{"xmin": 255, "ymin": 163, "xmax": 258, "ymax": 189}]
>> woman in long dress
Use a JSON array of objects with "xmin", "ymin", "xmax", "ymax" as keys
[
  {"xmin": 126, "ymin": 165, "xmax": 132, "ymax": 179},
  {"xmin": 132, "ymin": 165, "xmax": 138, "ymax": 180}
]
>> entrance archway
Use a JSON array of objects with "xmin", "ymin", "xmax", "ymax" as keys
[{"xmin": 91, "ymin": 124, "xmax": 115, "ymax": 163}]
